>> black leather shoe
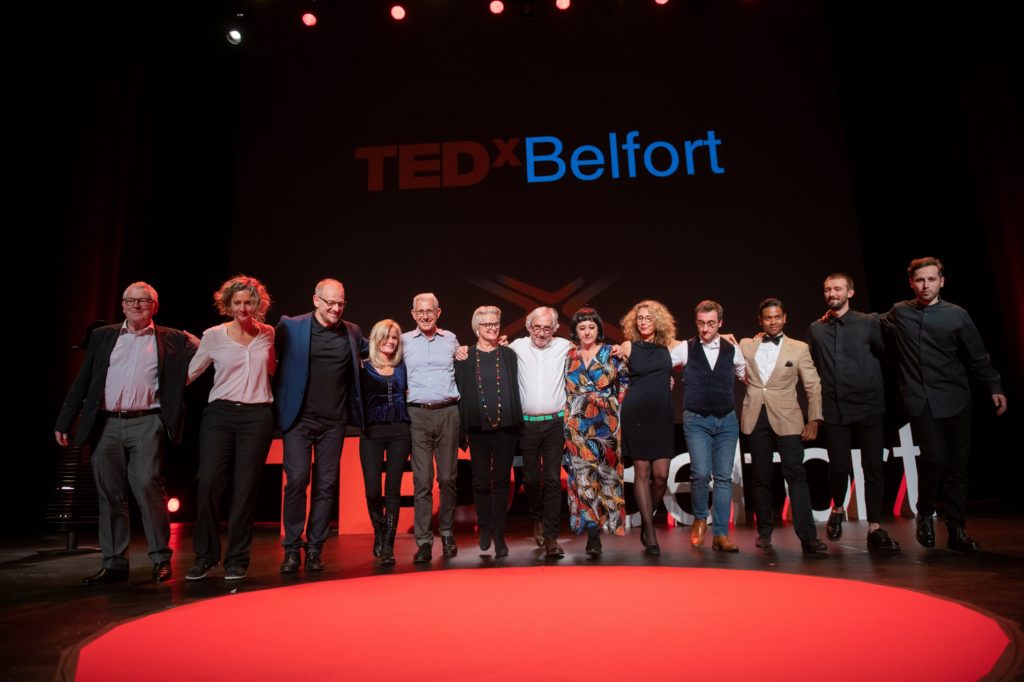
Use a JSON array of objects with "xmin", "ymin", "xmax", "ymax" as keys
[
  {"xmin": 442, "ymin": 536, "xmax": 458, "ymax": 558},
  {"xmin": 866, "ymin": 528, "xmax": 901, "ymax": 552},
  {"xmin": 305, "ymin": 551, "xmax": 325, "ymax": 572},
  {"xmin": 947, "ymin": 527, "xmax": 980, "ymax": 553},
  {"xmin": 585, "ymin": 532, "xmax": 602, "ymax": 557},
  {"xmin": 186, "ymin": 558, "xmax": 214, "ymax": 581},
  {"xmin": 83, "ymin": 567, "xmax": 129, "ymax": 586},
  {"xmin": 916, "ymin": 513, "xmax": 936, "ymax": 548},
  {"xmin": 826, "ymin": 509, "xmax": 844, "ymax": 541},
  {"xmin": 493, "ymin": 532, "xmax": 509, "ymax": 557},
  {"xmin": 479, "ymin": 527, "xmax": 492, "ymax": 551},
  {"xmin": 544, "ymin": 537, "xmax": 565, "ymax": 558},
  {"xmin": 280, "ymin": 551, "xmax": 301, "ymax": 574},
  {"xmin": 755, "ymin": 535, "xmax": 772, "ymax": 549},
  {"xmin": 413, "ymin": 544, "xmax": 432, "ymax": 564},
  {"xmin": 533, "ymin": 520, "xmax": 545, "ymax": 547},
  {"xmin": 152, "ymin": 561, "xmax": 172, "ymax": 582},
  {"xmin": 802, "ymin": 539, "xmax": 829, "ymax": 555}
]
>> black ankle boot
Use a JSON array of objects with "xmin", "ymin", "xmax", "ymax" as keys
[
  {"xmin": 585, "ymin": 528, "xmax": 602, "ymax": 557},
  {"xmin": 369, "ymin": 504, "xmax": 385, "ymax": 558},
  {"xmin": 380, "ymin": 511, "xmax": 397, "ymax": 565}
]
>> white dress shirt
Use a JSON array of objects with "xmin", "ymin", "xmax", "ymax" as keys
[
  {"xmin": 509, "ymin": 336, "xmax": 572, "ymax": 415},
  {"xmin": 669, "ymin": 336, "xmax": 746, "ymax": 380}
]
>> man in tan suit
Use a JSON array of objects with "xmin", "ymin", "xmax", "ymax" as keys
[{"xmin": 739, "ymin": 298, "xmax": 827, "ymax": 554}]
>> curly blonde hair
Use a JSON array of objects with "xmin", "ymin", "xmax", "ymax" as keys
[
  {"xmin": 214, "ymin": 275, "xmax": 272, "ymax": 322},
  {"xmin": 621, "ymin": 299, "xmax": 676, "ymax": 347}
]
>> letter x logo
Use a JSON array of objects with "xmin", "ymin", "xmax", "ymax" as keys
[{"xmin": 462, "ymin": 275, "xmax": 623, "ymax": 340}]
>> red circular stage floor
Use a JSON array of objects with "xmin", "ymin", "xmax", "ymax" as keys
[{"xmin": 73, "ymin": 567, "xmax": 1010, "ymax": 681}]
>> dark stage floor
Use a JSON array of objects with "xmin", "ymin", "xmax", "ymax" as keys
[{"xmin": 2, "ymin": 515, "xmax": 1023, "ymax": 680}]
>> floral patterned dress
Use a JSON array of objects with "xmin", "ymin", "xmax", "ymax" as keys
[{"xmin": 563, "ymin": 344, "xmax": 629, "ymax": 535}]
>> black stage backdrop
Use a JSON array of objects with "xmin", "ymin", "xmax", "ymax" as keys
[
  {"xmin": 19, "ymin": 1, "xmax": 1020, "ymax": 535},
  {"xmin": 229, "ymin": 0, "xmax": 863, "ymax": 333}
]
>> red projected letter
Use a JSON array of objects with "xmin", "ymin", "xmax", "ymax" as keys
[
  {"xmin": 442, "ymin": 141, "xmax": 490, "ymax": 188},
  {"xmin": 355, "ymin": 145, "xmax": 397, "ymax": 191},
  {"xmin": 398, "ymin": 143, "xmax": 441, "ymax": 189},
  {"xmin": 492, "ymin": 138, "xmax": 522, "ymax": 167}
]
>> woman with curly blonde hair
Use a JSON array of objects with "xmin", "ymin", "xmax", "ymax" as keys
[
  {"xmin": 618, "ymin": 299, "xmax": 681, "ymax": 555},
  {"xmin": 186, "ymin": 275, "xmax": 276, "ymax": 581}
]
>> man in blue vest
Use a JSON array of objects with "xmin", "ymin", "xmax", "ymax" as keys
[
  {"xmin": 676, "ymin": 300, "xmax": 747, "ymax": 552},
  {"xmin": 275, "ymin": 279, "xmax": 368, "ymax": 573}
]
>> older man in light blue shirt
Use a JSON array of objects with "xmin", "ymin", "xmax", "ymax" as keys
[{"xmin": 403, "ymin": 292, "xmax": 462, "ymax": 563}]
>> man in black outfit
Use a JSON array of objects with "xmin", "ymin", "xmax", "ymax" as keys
[
  {"xmin": 55, "ymin": 282, "xmax": 197, "ymax": 585},
  {"xmin": 808, "ymin": 273, "xmax": 899, "ymax": 551},
  {"xmin": 882, "ymin": 257, "xmax": 1007, "ymax": 552}
]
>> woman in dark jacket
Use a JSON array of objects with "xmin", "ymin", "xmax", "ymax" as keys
[{"xmin": 454, "ymin": 306, "xmax": 522, "ymax": 557}]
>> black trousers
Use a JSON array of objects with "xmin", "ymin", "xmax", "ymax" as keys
[
  {"xmin": 910, "ymin": 402, "xmax": 972, "ymax": 529},
  {"xmin": 281, "ymin": 416, "xmax": 347, "ymax": 552},
  {"xmin": 821, "ymin": 413, "xmax": 886, "ymax": 523},
  {"xmin": 359, "ymin": 422, "xmax": 412, "ymax": 517},
  {"xmin": 468, "ymin": 426, "xmax": 518, "ymax": 533},
  {"xmin": 520, "ymin": 419, "xmax": 564, "ymax": 538},
  {"xmin": 194, "ymin": 401, "xmax": 275, "ymax": 568},
  {"xmin": 748, "ymin": 406, "xmax": 817, "ymax": 543}
]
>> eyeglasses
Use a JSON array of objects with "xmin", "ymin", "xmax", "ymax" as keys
[
  {"xmin": 413, "ymin": 310, "xmax": 437, "ymax": 318},
  {"xmin": 123, "ymin": 298, "xmax": 153, "ymax": 307},
  {"xmin": 696, "ymin": 320, "xmax": 719, "ymax": 329},
  {"xmin": 530, "ymin": 325, "xmax": 553, "ymax": 333},
  {"xmin": 478, "ymin": 322, "xmax": 500, "ymax": 330},
  {"xmin": 636, "ymin": 316, "xmax": 653, "ymax": 323},
  {"xmin": 316, "ymin": 297, "xmax": 346, "ymax": 309}
]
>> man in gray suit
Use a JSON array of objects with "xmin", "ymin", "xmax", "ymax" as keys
[{"xmin": 55, "ymin": 282, "xmax": 197, "ymax": 585}]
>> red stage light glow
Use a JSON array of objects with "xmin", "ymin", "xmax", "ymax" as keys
[
  {"xmin": 490, "ymin": 1, "xmax": 505, "ymax": 14},
  {"xmin": 655, "ymin": 0, "xmax": 669, "ymax": 5},
  {"xmin": 302, "ymin": 13, "xmax": 317, "ymax": 27},
  {"xmin": 167, "ymin": 498, "xmax": 180, "ymax": 513},
  {"xmin": 391, "ymin": 5, "xmax": 406, "ymax": 20}
]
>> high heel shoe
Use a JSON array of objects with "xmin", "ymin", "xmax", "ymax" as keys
[{"xmin": 641, "ymin": 525, "xmax": 660, "ymax": 555}]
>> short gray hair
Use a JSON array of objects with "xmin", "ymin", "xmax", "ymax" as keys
[
  {"xmin": 526, "ymin": 306, "xmax": 559, "ymax": 332},
  {"xmin": 412, "ymin": 292, "xmax": 439, "ymax": 310},
  {"xmin": 471, "ymin": 306, "xmax": 502, "ymax": 334}
]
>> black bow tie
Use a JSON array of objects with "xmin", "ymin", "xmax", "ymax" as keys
[{"xmin": 762, "ymin": 335, "xmax": 782, "ymax": 345}]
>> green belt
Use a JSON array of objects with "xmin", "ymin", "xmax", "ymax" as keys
[{"xmin": 523, "ymin": 411, "xmax": 565, "ymax": 422}]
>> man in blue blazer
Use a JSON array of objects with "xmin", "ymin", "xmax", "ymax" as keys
[{"xmin": 275, "ymin": 278, "xmax": 368, "ymax": 573}]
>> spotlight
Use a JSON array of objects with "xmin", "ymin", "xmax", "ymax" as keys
[
  {"xmin": 167, "ymin": 497, "xmax": 181, "ymax": 513},
  {"xmin": 226, "ymin": 11, "xmax": 244, "ymax": 45},
  {"xmin": 391, "ymin": 5, "xmax": 406, "ymax": 20},
  {"xmin": 302, "ymin": 12, "xmax": 317, "ymax": 27},
  {"xmin": 655, "ymin": 0, "xmax": 669, "ymax": 4},
  {"xmin": 555, "ymin": 0, "xmax": 571, "ymax": 9},
  {"xmin": 490, "ymin": 1, "xmax": 505, "ymax": 14}
]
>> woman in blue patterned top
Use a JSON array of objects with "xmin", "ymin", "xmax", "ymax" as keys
[{"xmin": 359, "ymin": 319, "xmax": 411, "ymax": 565}]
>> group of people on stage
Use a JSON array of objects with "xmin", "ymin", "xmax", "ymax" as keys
[{"xmin": 55, "ymin": 256, "xmax": 1007, "ymax": 584}]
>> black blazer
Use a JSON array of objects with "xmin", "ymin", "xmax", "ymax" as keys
[
  {"xmin": 454, "ymin": 345, "xmax": 523, "ymax": 433},
  {"xmin": 55, "ymin": 324, "xmax": 198, "ymax": 445}
]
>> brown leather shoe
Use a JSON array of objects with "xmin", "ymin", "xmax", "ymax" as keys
[
  {"xmin": 690, "ymin": 519, "xmax": 707, "ymax": 547},
  {"xmin": 712, "ymin": 535, "xmax": 739, "ymax": 553},
  {"xmin": 533, "ymin": 521, "xmax": 545, "ymax": 546},
  {"xmin": 543, "ymin": 537, "xmax": 565, "ymax": 558}
]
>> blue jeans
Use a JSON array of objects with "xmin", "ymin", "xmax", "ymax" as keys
[{"xmin": 683, "ymin": 410, "xmax": 739, "ymax": 537}]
